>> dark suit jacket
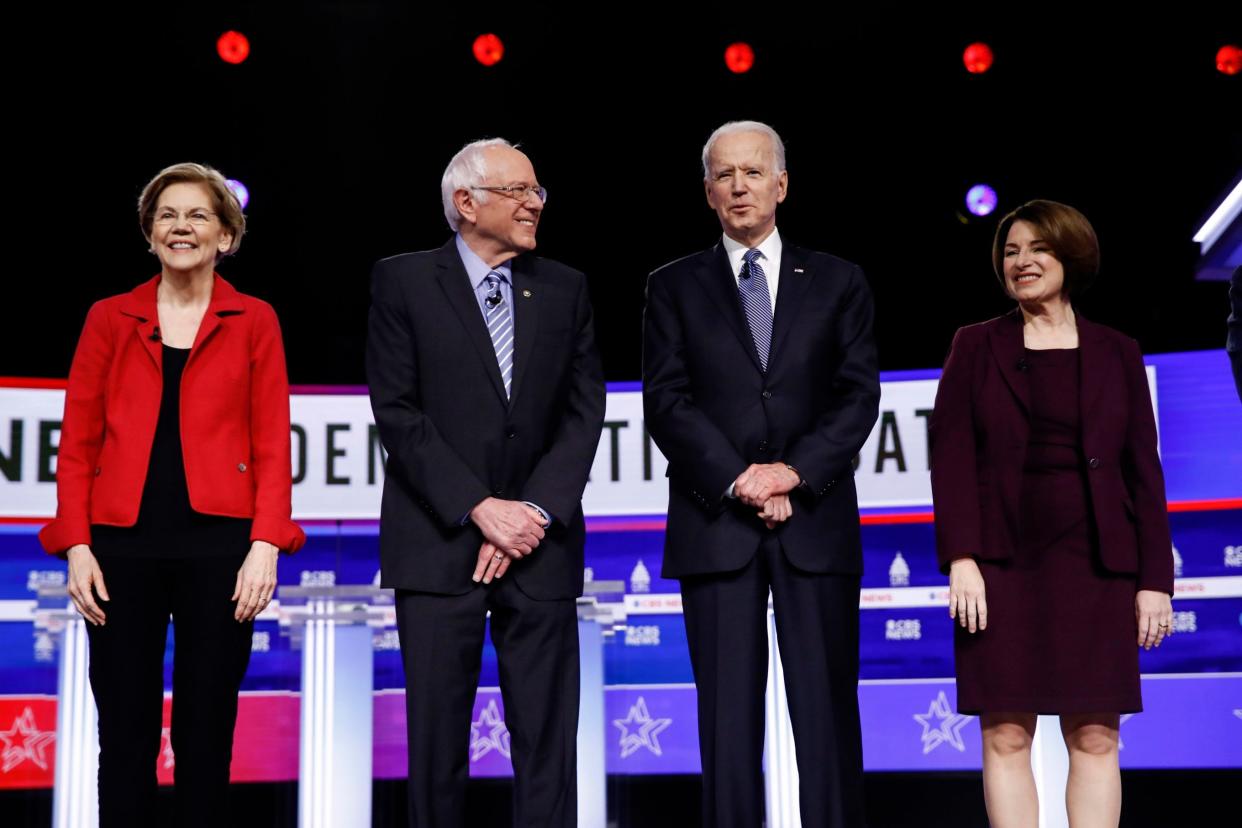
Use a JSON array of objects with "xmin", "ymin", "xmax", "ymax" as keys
[
  {"xmin": 366, "ymin": 240, "xmax": 605, "ymax": 601},
  {"xmin": 643, "ymin": 241, "xmax": 880, "ymax": 578},
  {"xmin": 929, "ymin": 310, "xmax": 1174, "ymax": 593}
]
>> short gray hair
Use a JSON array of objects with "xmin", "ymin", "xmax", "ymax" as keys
[
  {"xmin": 441, "ymin": 138, "xmax": 515, "ymax": 231},
  {"xmin": 701, "ymin": 120, "xmax": 786, "ymax": 179}
]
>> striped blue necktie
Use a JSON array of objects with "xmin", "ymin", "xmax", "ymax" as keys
[
  {"xmin": 484, "ymin": 273, "xmax": 514, "ymax": 397},
  {"xmin": 738, "ymin": 248, "xmax": 773, "ymax": 371}
]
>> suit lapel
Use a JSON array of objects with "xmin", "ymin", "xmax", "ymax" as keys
[
  {"xmin": 434, "ymin": 242, "xmax": 508, "ymax": 405},
  {"xmin": 988, "ymin": 309, "xmax": 1031, "ymax": 415},
  {"xmin": 508, "ymin": 256, "xmax": 539, "ymax": 405},
  {"xmin": 692, "ymin": 243, "xmax": 763, "ymax": 373},
  {"xmin": 187, "ymin": 275, "xmax": 245, "ymax": 369},
  {"xmin": 766, "ymin": 244, "xmax": 813, "ymax": 371},
  {"xmin": 1077, "ymin": 314, "xmax": 1109, "ymax": 429},
  {"xmin": 119, "ymin": 276, "xmax": 163, "ymax": 370}
]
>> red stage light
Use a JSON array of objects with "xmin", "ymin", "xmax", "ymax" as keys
[
  {"xmin": 725, "ymin": 42, "xmax": 755, "ymax": 74},
  {"xmin": 217, "ymin": 31, "xmax": 250, "ymax": 66},
  {"xmin": 1217, "ymin": 44, "xmax": 1241, "ymax": 76},
  {"xmin": 963, "ymin": 42, "xmax": 993, "ymax": 74},
  {"xmin": 474, "ymin": 34, "xmax": 504, "ymax": 67}
]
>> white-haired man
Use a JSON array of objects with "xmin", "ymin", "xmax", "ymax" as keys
[
  {"xmin": 643, "ymin": 121, "xmax": 879, "ymax": 827},
  {"xmin": 367, "ymin": 138, "xmax": 605, "ymax": 827}
]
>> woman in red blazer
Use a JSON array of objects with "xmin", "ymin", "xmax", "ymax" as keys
[
  {"xmin": 40, "ymin": 162, "xmax": 304, "ymax": 827},
  {"xmin": 930, "ymin": 200, "xmax": 1174, "ymax": 827}
]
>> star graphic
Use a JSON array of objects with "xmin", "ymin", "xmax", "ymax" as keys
[
  {"xmin": 469, "ymin": 700, "xmax": 511, "ymax": 761},
  {"xmin": 1117, "ymin": 714, "xmax": 1135, "ymax": 751},
  {"xmin": 0, "ymin": 707, "xmax": 55, "ymax": 772},
  {"xmin": 1234, "ymin": 710, "xmax": 1242, "ymax": 722},
  {"xmin": 160, "ymin": 727, "xmax": 176, "ymax": 769},
  {"xmin": 613, "ymin": 696, "xmax": 672, "ymax": 759},
  {"xmin": 913, "ymin": 691, "xmax": 973, "ymax": 755}
]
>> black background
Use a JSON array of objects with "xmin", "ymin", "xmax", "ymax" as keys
[{"xmin": 6, "ymin": 4, "xmax": 1239, "ymax": 384}]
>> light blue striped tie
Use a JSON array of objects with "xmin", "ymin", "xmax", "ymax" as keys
[
  {"xmin": 738, "ymin": 248, "xmax": 772, "ymax": 371},
  {"xmin": 484, "ymin": 273, "xmax": 514, "ymax": 397}
]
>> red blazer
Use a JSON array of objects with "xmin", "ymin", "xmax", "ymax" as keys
[
  {"xmin": 929, "ymin": 310, "xmax": 1173, "ymax": 593},
  {"xmin": 39, "ymin": 275, "xmax": 305, "ymax": 554}
]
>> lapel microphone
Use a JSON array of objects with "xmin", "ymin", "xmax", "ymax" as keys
[
  {"xmin": 150, "ymin": 326, "xmax": 162, "ymax": 342},
  {"xmin": 485, "ymin": 293, "xmax": 502, "ymax": 308},
  {"xmin": 1016, "ymin": 358, "xmax": 1028, "ymax": 372}
]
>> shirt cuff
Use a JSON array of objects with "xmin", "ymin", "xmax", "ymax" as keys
[{"xmin": 522, "ymin": 501, "xmax": 552, "ymax": 528}]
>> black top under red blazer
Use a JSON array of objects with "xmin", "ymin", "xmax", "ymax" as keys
[
  {"xmin": 929, "ymin": 310, "xmax": 1174, "ymax": 593},
  {"xmin": 366, "ymin": 240, "xmax": 606, "ymax": 601},
  {"xmin": 643, "ymin": 241, "xmax": 880, "ymax": 578}
]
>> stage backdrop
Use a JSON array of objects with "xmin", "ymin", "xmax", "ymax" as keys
[{"xmin": 1, "ymin": 350, "xmax": 1239, "ymax": 786}]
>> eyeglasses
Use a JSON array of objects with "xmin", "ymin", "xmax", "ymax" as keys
[
  {"xmin": 152, "ymin": 209, "xmax": 218, "ymax": 227},
  {"xmin": 471, "ymin": 183, "xmax": 548, "ymax": 205}
]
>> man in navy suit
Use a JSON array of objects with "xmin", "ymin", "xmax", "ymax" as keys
[
  {"xmin": 643, "ymin": 121, "xmax": 880, "ymax": 827},
  {"xmin": 367, "ymin": 138, "xmax": 605, "ymax": 827}
]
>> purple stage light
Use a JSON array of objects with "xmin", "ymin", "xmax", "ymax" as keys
[
  {"xmin": 226, "ymin": 179, "xmax": 250, "ymax": 210},
  {"xmin": 965, "ymin": 184, "xmax": 997, "ymax": 217}
]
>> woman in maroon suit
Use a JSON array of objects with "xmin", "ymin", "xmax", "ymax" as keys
[
  {"xmin": 930, "ymin": 200, "xmax": 1174, "ymax": 827},
  {"xmin": 41, "ymin": 163, "xmax": 304, "ymax": 827}
]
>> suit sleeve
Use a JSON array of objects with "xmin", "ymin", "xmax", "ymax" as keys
[
  {"xmin": 783, "ymin": 264, "xmax": 881, "ymax": 497},
  {"xmin": 519, "ymin": 274, "xmax": 607, "ymax": 524},
  {"xmin": 366, "ymin": 260, "xmax": 492, "ymax": 527},
  {"xmin": 928, "ymin": 327, "xmax": 983, "ymax": 573},
  {"xmin": 642, "ymin": 269, "xmax": 749, "ymax": 510},
  {"xmin": 39, "ymin": 301, "xmax": 113, "ymax": 555},
  {"xmin": 247, "ymin": 302, "xmax": 305, "ymax": 552},
  {"xmin": 1120, "ymin": 337, "xmax": 1174, "ymax": 594}
]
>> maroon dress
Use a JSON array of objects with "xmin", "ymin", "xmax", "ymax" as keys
[{"xmin": 955, "ymin": 347, "xmax": 1141, "ymax": 714}]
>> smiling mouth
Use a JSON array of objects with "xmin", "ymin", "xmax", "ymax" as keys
[
  {"xmin": 169, "ymin": 242, "xmax": 196, "ymax": 250},
  {"xmin": 1015, "ymin": 274, "xmax": 1039, "ymax": 283}
]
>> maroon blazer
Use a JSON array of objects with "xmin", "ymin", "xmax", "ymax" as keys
[{"xmin": 929, "ymin": 310, "xmax": 1173, "ymax": 593}]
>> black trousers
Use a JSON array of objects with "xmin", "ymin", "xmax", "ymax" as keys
[
  {"xmin": 396, "ymin": 576, "xmax": 579, "ymax": 828},
  {"xmin": 680, "ymin": 535, "xmax": 865, "ymax": 828},
  {"xmin": 85, "ymin": 553, "xmax": 252, "ymax": 828}
]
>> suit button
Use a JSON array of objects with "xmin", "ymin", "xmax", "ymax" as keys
[
  {"xmin": 95, "ymin": 467, "xmax": 102, "ymax": 476},
  {"xmin": 1088, "ymin": 458, "xmax": 1100, "ymax": 469},
  {"xmin": 493, "ymin": 489, "xmax": 504, "ymax": 496},
  {"xmin": 507, "ymin": 429, "xmax": 517, "ymax": 439},
  {"xmin": 237, "ymin": 463, "xmax": 247, "ymax": 472},
  {"xmin": 758, "ymin": 440, "xmax": 769, "ymax": 452},
  {"xmin": 761, "ymin": 390, "xmax": 772, "ymax": 400}
]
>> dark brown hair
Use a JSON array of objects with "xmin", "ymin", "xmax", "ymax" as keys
[{"xmin": 992, "ymin": 199, "xmax": 1099, "ymax": 297}]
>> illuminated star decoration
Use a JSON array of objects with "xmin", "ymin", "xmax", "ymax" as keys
[
  {"xmin": 913, "ymin": 691, "xmax": 973, "ymax": 755},
  {"xmin": 469, "ymin": 700, "xmax": 511, "ymax": 761},
  {"xmin": 0, "ymin": 707, "xmax": 55, "ymax": 772},
  {"xmin": 613, "ymin": 697, "xmax": 672, "ymax": 759}
]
